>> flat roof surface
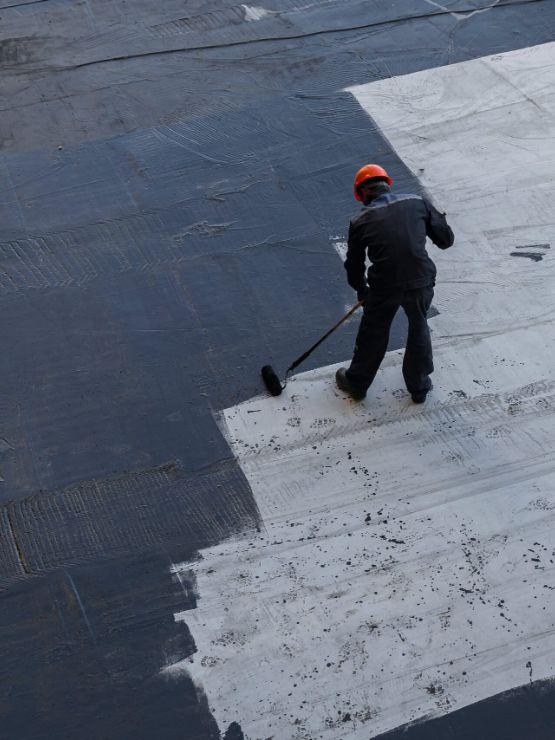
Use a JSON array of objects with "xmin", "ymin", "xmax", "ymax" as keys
[{"xmin": 1, "ymin": 1, "xmax": 555, "ymax": 738}]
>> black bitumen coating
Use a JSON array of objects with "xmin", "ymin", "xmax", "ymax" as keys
[
  {"xmin": 1, "ymin": 551, "xmax": 221, "ymax": 740},
  {"xmin": 1, "ymin": 0, "xmax": 555, "ymax": 737},
  {"xmin": 375, "ymin": 677, "xmax": 555, "ymax": 740}
]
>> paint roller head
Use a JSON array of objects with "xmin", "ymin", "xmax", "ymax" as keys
[{"xmin": 261, "ymin": 365, "xmax": 283, "ymax": 396}]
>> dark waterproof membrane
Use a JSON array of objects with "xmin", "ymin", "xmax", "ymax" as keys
[{"xmin": 1, "ymin": 0, "xmax": 554, "ymax": 737}]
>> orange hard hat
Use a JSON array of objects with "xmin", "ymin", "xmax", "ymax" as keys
[{"xmin": 354, "ymin": 164, "xmax": 392, "ymax": 201}]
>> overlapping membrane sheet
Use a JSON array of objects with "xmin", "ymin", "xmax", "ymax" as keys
[{"xmin": 168, "ymin": 43, "xmax": 555, "ymax": 737}]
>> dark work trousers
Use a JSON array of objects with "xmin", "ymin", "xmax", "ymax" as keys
[{"xmin": 346, "ymin": 285, "xmax": 434, "ymax": 395}]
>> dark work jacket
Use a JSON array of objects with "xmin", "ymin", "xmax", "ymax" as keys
[{"xmin": 344, "ymin": 192, "xmax": 454, "ymax": 293}]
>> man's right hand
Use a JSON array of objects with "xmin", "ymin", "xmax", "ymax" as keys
[{"xmin": 357, "ymin": 286, "xmax": 369, "ymax": 303}]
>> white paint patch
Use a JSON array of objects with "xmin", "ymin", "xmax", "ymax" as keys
[
  {"xmin": 330, "ymin": 234, "xmax": 348, "ymax": 261},
  {"xmin": 424, "ymin": 0, "xmax": 502, "ymax": 20},
  {"xmin": 241, "ymin": 5, "xmax": 272, "ymax": 22},
  {"xmin": 330, "ymin": 235, "xmax": 357, "ymax": 312},
  {"xmin": 330, "ymin": 234, "xmax": 371, "ymax": 313},
  {"xmin": 167, "ymin": 43, "xmax": 555, "ymax": 737}
]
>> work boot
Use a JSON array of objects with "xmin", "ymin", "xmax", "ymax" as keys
[
  {"xmin": 411, "ymin": 382, "xmax": 433, "ymax": 404},
  {"xmin": 335, "ymin": 368, "xmax": 366, "ymax": 401}
]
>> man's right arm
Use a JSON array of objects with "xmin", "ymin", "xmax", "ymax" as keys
[
  {"xmin": 424, "ymin": 199, "xmax": 454, "ymax": 250},
  {"xmin": 344, "ymin": 221, "xmax": 368, "ymax": 300}
]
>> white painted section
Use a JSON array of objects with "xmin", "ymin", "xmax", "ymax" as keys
[
  {"xmin": 348, "ymin": 42, "xmax": 555, "ymax": 343},
  {"xmin": 241, "ymin": 5, "xmax": 272, "ymax": 22},
  {"xmin": 167, "ymin": 43, "xmax": 555, "ymax": 738}
]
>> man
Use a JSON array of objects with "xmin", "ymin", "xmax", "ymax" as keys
[{"xmin": 336, "ymin": 163, "xmax": 454, "ymax": 403}]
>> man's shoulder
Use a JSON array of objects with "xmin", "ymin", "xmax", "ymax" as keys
[
  {"xmin": 350, "ymin": 210, "xmax": 367, "ymax": 228},
  {"xmin": 378, "ymin": 192, "xmax": 423, "ymax": 206},
  {"xmin": 350, "ymin": 193, "xmax": 423, "ymax": 225}
]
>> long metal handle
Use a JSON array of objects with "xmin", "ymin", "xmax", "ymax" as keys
[{"xmin": 286, "ymin": 299, "xmax": 364, "ymax": 375}]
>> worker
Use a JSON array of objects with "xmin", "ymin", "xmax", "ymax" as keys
[{"xmin": 336, "ymin": 164, "xmax": 454, "ymax": 403}]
